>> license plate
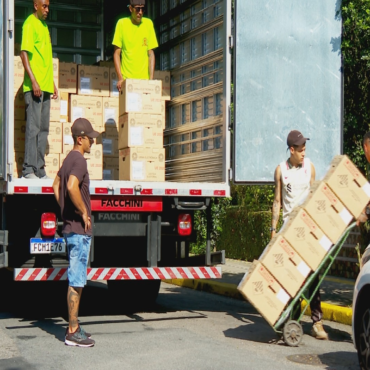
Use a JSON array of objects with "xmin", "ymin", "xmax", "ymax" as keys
[{"xmin": 30, "ymin": 238, "xmax": 66, "ymax": 254}]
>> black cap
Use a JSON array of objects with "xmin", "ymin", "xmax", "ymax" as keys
[
  {"xmin": 130, "ymin": 0, "xmax": 145, "ymax": 5},
  {"xmin": 71, "ymin": 118, "xmax": 100, "ymax": 138},
  {"xmin": 287, "ymin": 130, "xmax": 310, "ymax": 147}
]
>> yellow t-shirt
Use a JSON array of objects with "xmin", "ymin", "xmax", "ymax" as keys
[
  {"xmin": 21, "ymin": 14, "xmax": 54, "ymax": 94},
  {"xmin": 112, "ymin": 17, "xmax": 158, "ymax": 80}
]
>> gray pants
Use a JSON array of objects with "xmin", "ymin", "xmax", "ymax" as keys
[{"xmin": 22, "ymin": 91, "xmax": 51, "ymax": 178}]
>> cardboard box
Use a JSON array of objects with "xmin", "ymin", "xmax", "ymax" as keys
[
  {"xmin": 302, "ymin": 181, "xmax": 353, "ymax": 244},
  {"xmin": 280, "ymin": 207, "xmax": 333, "ymax": 271},
  {"xmin": 259, "ymin": 235, "xmax": 311, "ymax": 297},
  {"xmin": 50, "ymin": 95, "xmax": 61, "ymax": 122},
  {"xmin": 85, "ymin": 144, "xmax": 103, "ymax": 180},
  {"xmin": 45, "ymin": 153, "xmax": 60, "ymax": 178},
  {"xmin": 324, "ymin": 155, "xmax": 370, "ymax": 218},
  {"xmin": 14, "ymin": 121, "xmax": 26, "ymax": 152},
  {"xmin": 59, "ymin": 91, "xmax": 69, "ymax": 122},
  {"xmin": 14, "ymin": 56, "xmax": 24, "ymax": 91},
  {"xmin": 46, "ymin": 122, "xmax": 63, "ymax": 154},
  {"xmin": 78, "ymin": 65, "xmax": 110, "ymax": 97},
  {"xmin": 154, "ymin": 70, "xmax": 171, "ymax": 100},
  {"xmin": 69, "ymin": 95, "xmax": 103, "ymax": 129},
  {"xmin": 98, "ymin": 126, "xmax": 119, "ymax": 156},
  {"xmin": 13, "ymin": 151, "xmax": 24, "ymax": 178},
  {"xmin": 103, "ymin": 156, "xmax": 119, "ymax": 180},
  {"xmin": 98, "ymin": 60, "xmax": 114, "ymax": 68},
  {"xmin": 109, "ymin": 67, "xmax": 119, "ymax": 97},
  {"xmin": 103, "ymin": 97, "xmax": 119, "ymax": 127},
  {"xmin": 14, "ymin": 87, "xmax": 26, "ymax": 121},
  {"xmin": 119, "ymin": 79, "xmax": 162, "ymax": 115},
  {"xmin": 59, "ymin": 62, "xmax": 77, "ymax": 93},
  {"xmin": 62, "ymin": 122, "xmax": 73, "ymax": 153},
  {"xmin": 237, "ymin": 260, "xmax": 291, "ymax": 326},
  {"xmin": 119, "ymin": 147, "xmax": 165, "ymax": 181},
  {"xmin": 118, "ymin": 113, "xmax": 163, "ymax": 148}
]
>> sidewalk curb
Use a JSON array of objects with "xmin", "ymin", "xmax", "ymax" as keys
[{"xmin": 164, "ymin": 279, "xmax": 353, "ymax": 326}]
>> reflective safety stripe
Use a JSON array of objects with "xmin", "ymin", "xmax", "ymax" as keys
[{"xmin": 14, "ymin": 266, "xmax": 222, "ymax": 281}]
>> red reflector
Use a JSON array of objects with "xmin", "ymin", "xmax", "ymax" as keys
[
  {"xmin": 14, "ymin": 186, "xmax": 28, "ymax": 193},
  {"xmin": 178, "ymin": 214, "xmax": 192, "ymax": 236},
  {"xmin": 41, "ymin": 213, "xmax": 57, "ymax": 237},
  {"xmin": 190, "ymin": 189, "xmax": 202, "ymax": 196},
  {"xmin": 120, "ymin": 188, "xmax": 134, "ymax": 195},
  {"xmin": 165, "ymin": 189, "xmax": 178, "ymax": 195},
  {"xmin": 214, "ymin": 190, "xmax": 226, "ymax": 196},
  {"xmin": 95, "ymin": 188, "xmax": 108, "ymax": 194},
  {"xmin": 42, "ymin": 187, "xmax": 54, "ymax": 193},
  {"xmin": 141, "ymin": 189, "xmax": 153, "ymax": 195}
]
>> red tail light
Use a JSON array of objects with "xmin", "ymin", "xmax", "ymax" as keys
[
  {"xmin": 178, "ymin": 214, "xmax": 192, "ymax": 236},
  {"xmin": 41, "ymin": 213, "xmax": 57, "ymax": 237}
]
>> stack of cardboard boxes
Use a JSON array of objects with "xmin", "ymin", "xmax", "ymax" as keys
[
  {"xmin": 13, "ymin": 56, "xmax": 170, "ymax": 181},
  {"xmin": 237, "ymin": 155, "xmax": 370, "ymax": 326}
]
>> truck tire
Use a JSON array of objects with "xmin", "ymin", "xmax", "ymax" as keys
[{"xmin": 107, "ymin": 280, "xmax": 161, "ymax": 311}]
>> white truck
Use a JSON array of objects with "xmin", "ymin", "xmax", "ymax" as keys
[{"xmin": 0, "ymin": 0, "xmax": 343, "ymax": 305}]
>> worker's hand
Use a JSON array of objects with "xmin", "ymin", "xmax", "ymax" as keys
[
  {"xmin": 116, "ymin": 79, "xmax": 124, "ymax": 92},
  {"xmin": 32, "ymin": 81, "xmax": 42, "ymax": 97},
  {"xmin": 52, "ymin": 84, "xmax": 58, "ymax": 99},
  {"xmin": 82, "ymin": 213, "xmax": 91, "ymax": 233},
  {"xmin": 356, "ymin": 212, "xmax": 368, "ymax": 227}
]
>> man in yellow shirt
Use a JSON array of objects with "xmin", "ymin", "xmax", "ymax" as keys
[
  {"xmin": 20, "ymin": 0, "xmax": 58, "ymax": 179},
  {"xmin": 112, "ymin": 0, "xmax": 158, "ymax": 92}
]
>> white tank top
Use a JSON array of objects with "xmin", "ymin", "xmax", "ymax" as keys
[{"xmin": 280, "ymin": 158, "xmax": 311, "ymax": 221}]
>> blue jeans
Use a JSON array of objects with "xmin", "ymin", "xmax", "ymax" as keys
[
  {"xmin": 64, "ymin": 233, "xmax": 91, "ymax": 288},
  {"xmin": 22, "ymin": 91, "xmax": 51, "ymax": 177}
]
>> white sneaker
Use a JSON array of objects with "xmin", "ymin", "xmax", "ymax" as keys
[
  {"xmin": 40, "ymin": 175, "xmax": 51, "ymax": 180},
  {"xmin": 23, "ymin": 173, "xmax": 39, "ymax": 179},
  {"xmin": 311, "ymin": 321, "xmax": 329, "ymax": 340}
]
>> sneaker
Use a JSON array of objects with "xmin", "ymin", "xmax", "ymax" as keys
[
  {"xmin": 65, "ymin": 325, "xmax": 91, "ymax": 339},
  {"xmin": 65, "ymin": 327, "xmax": 95, "ymax": 347},
  {"xmin": 23, "ymin": 173, "xmax": 39, "ymax": 179},
  {"xmin": 40, "ymin": 175, "xmax": 51, "ymax": 179},
  {"xmin": 311, "ymin": 321, "xmax": 329, "ymax": 340}
]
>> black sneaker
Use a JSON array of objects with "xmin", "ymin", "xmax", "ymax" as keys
[
  {"xmin": 65, "ymin": 326, "xmax": 91, "ymax": 339},
  {"xmin": 65, "ymin": 327, "xmax": 95, "ymax": 347}
]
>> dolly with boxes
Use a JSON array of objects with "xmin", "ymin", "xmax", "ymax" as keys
[{"xmin": 238, "ymin": 154, "xmax": 370, "ymax": 345}]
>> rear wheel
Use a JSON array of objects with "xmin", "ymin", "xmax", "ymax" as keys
[
  {"xmin": 107, "ymin": 280, "xmax": 161, "ymax": 311},
  {"xmin": 357, "ymin": 307, "xmax": 370, "ymax": 370}
]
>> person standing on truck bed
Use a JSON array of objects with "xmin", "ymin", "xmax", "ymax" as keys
[
  {"xmin": 270, "ymin": 130, "xmax": 329, "ymax": 340},
  {"xmin": 112, "ymin": 0, "xmax": 158, "ymax": 91},
  {"xmin": 52, "ymin": 118, "xmax": 100, "ymax": 348},
  {"xmin": 20, "ymin": 0, "xmax": 58, "ymax": 179}
]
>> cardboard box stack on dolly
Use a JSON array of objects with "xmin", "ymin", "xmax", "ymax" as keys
[
  {"xmin": 117, "ymin": 75, "xmax": 168, "ymax": 182},
  {"xmin": 237, "ymin": 155, "xmax": 370, "ymax": 346}
]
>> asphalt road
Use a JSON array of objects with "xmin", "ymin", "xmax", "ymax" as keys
[{"xmin": 0, "ymin": 278, "xmax": 359, "ymax": 370}]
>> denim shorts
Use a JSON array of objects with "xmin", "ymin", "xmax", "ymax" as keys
[{"xmin": 64, "ymin": 232, "xmax": 91, "ymax": 288}]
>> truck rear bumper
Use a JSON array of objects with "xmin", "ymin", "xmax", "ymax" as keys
[{"xmin": 14, "ymin": 266, "xmax": 222, "ymax": 281}]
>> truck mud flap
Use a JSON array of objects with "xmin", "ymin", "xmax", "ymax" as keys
[{"xmin": 14, "ymin": 266, "xmax": 222, "ymax": 281}]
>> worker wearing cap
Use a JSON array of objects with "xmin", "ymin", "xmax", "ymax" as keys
[
  {"xmin": 52, "ymin": 118, "xmax": 100, "ymax": 347},
  {"xmin": 112, "ymin": 0, "xmax": 158, "ymax": 92},
  {"xmin": 271, "ymin": 130, "xmax": 328, "ymax": 340}
]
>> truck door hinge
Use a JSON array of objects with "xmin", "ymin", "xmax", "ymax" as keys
[
  {"xmin": 229, "ymin": 35, "xmax": 234, "ymax": 50},
  {"xmin": 229, "ymin": 168, "xmax": 233, "ymax": 181},
  {"xmin": 8, "ymin": 19, "xmax": 13, "ymax": 33}
]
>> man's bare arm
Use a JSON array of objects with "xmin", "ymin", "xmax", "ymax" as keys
[
  {"xmin": 52, "ymin": 175, "xmax": 61, "ymax": 206},
  {"xmin": 113, "ymin": 46, "xmax": 124, "ymax": 92},
  {"xmin": 310, "ymin": 162, "xmax": 316, "ymax": 185},
  {"xmin": 271, "ymin": 166, "xmax": 282, "ymax": 239},
  {"xmin": 67, "ymin": 175, "xmax": 91, "ymax": 232},
  {"xmin": 148, "ymin": 49, "xmax": 155, "ymax": 80},
  {"xmin": 20, "ymin": 50, "xmax": 41, "ymax": 97}
]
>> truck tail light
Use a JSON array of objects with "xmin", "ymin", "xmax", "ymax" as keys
[
  {"xmin": 41, "ymin": 213, "xmax": 57, "ymax": 237},
  {"xmin": 178, "ymin": 214, "xmax": 192, "ymax": 236}
]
